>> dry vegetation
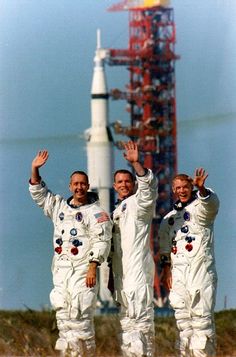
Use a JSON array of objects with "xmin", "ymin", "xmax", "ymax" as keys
[{"xmin": 0, "ymin": 309, "xmax": 235, "ymax": 356}]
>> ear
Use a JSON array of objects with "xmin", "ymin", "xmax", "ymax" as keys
[
  {"xmin": 69, "ymin": 183, "xmax": 72, "ymax": 193},
  {"xmin": 113, "ymin": 182, "xmax": 117, "ymax": 191}
]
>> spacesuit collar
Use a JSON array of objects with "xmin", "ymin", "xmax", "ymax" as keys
[
  {"xmin": 67, "ymin": 191, "xmax": 99, "ymax": 208},
  {"xmin": 115, "ymin": 194, "xmax": 132, "ymax": 206},
  {"xmin": 173, "ymin": 190, "xmax": 197, "ymax": 211}
]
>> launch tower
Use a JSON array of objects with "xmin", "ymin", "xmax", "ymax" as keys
[{"xmin": 107, "ymin": 0, "xmax": 179, "ymax": 305}]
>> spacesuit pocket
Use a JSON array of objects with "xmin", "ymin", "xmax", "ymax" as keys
[
  {"xmin": 191, "ymin": 285, "xmax": 216, "ymax": 316},
  {"xmin": 80, "ymin": 289, "xmax": 97, "ymax": 316},
  {"xmin": 169, "ymin": 290, "xmax": 186, "ymax": 310},
  {"xmin": 120, "ymin": 290, "xmax": 135, "ymax": 318},
  {"xmin": 122, "ymin": 290, "xmax": 136, "ymax": 318},
  {"xmin": 191, "ymin": 289, "xmax": 202, "ymax": 314},
  {"xmin": 50, "ymin": 288, "xmax": 67, "ymax": 310}
]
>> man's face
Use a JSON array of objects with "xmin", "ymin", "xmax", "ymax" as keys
[
  {"xmin": 172, "ymin": 178, "xmax": 193, "ymax": 203},
  {"xmin": 69, "ymin": 173, "xmax": 89, "ymax": 202},
  {"xmin": 113, "ymin": 173, "xmax": 135, "ymax": 200}
]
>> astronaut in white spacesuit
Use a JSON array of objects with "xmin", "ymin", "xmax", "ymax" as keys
[
  {"xmin": 29, "ymin": 150, "xmax": 112, "ymax": 357},
  {"xmin": 110, "ymin": 141, "xmax": 158, "ymax": 357},
  {"xmin": 159, "ymin": 168, "xmax": 219, "ymax": 357}
]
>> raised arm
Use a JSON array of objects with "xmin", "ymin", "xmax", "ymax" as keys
[
  {"xmin": 193, "ymin": 167, "xmax": 208, "ymax": 197},
  {"xmin": 122, "ymin": 141, "xmax": 145, "ymax": 176},
  {"xmin": 31, "ymin": 150, "xmax": 49, "ymax": 184}
]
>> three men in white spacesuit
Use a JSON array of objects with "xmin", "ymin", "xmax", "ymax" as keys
[
  {"xmin": 159, "ymin": 168, "xmax": 219, "ymax": 357},
  {"xmin": 29, "ymin": 150, "xmax": 112, "ymax": 357},
  {"xmin": 110, "ymin": 141, "xmax": 158, "ymax": 357}
]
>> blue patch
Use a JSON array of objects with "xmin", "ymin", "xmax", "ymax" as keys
[
  {"xmin": 72, "ymin": 239, "xmax": 83, "ymax": 247},
  {"xmin": 121, "ymin": 203, "xmax": 127, "ymax": 212},
  {"xmin": 56, "ymin": 238, "xmax": 63, "ymax": 246},
  {"xmin": 184, "ymin": 211, "xmax": 190, "ymax": 221},
  {"xmin": 70, "ymin": 228, "xmax": 77, "ymax": 236},
  {"xmin": 59, "ymin": 212, "xmax": 64, "ymax": 221},
  {"xmin": 76, "ymin": 212, "xmax": 83, "ymax": 222},
  {"xmin": 181, "ymin": 225, "xmax": 189, "ymax": 234},
  {"xmin": 185, "ymin": 236, "xmax": 195, "ymax": 243}
]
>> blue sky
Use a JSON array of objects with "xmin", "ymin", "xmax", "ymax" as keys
[{"xmin": 0, "ymin": 0, "xmax": 236, "ymax": 310}]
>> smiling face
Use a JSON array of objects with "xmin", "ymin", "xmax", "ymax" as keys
[
  {"xmin": 172, "ymin": 178, "xmax": 193, "ymax": 203},
  {"xmin": 69, "ymin": 173, "xmax": 90, "ymax": 205},
  {"xmin": 113, "ymin": 172, "xmax": 135, "ymax": 200}
]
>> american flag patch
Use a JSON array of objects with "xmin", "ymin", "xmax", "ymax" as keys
[{"xmin": 94, "ymin": 211, "xmax": 110, "ymax": 223}]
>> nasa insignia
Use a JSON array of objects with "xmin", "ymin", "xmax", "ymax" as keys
[
  {"xmin": 183, "ymin": 211, "xmax": 190, "ymax": 221},
  {"xmin": 76, "ymin": 212, "xmax": 83, "ymax": 222}
]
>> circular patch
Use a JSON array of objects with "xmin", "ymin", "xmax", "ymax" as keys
[
  {"xmin": 183, "ymin": 211, "xmax": 190, "ymax": 221},
  {"xmin": 185, "ymin": 243, "xmax": 193, "ymax": 252},
  {"xmin": 121, "ymin": 203, "xmax": 127, "ymax": 212},
  {"xmin": 168, "ymin": 217, "xmax": 174, "ymax": 226},
  {"xmin": 55, "ymin": 246, "xmax": 62, "ymax": 254},
  {"xmin": 56, "ymin": 238, "xmax": 63, "ymax": 246},
  {"xmin": 185, "ymin": 236, "xmax": 195, "ymax": 243},
  {"xmin": 181, "ymin": 225, "xmax": 189, "ymax": 234},
  {"xmin": 71, "ymin": 247, "xmax": 78, "ymax": 255},
  {"xmin": 70, "ymin": 228, "xmax": 77, "ymax": 236},
  {"xmin": 72, "ymin": 239, "xmax": 82, "ymax": 247},
  {"xmin": 59, "ymin": 212, "xmax": 64, "ymax": 221},
  {"xmin": 75, "ymin": 212, "xmax": 83, "ymax": 222}
]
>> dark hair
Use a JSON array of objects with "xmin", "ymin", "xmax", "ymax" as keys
[
  {"xmin": 70, "ymin": 171, "xmax": 89, "ymax": 183},
  {"xmin": 113, "ymin": 169, "xmax": 135, "ymax": 182}
]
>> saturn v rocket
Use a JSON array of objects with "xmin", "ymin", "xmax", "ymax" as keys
[{"xmin": 86, "ymin": 29, "xmax": 114, "ymax": 303}]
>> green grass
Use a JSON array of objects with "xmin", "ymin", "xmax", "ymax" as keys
[{"xmin": 0, "ymin": 309, "xmax": 235, "ymax": 356}]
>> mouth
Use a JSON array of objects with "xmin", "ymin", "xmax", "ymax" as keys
[
  {"xmin": 75, "ymin": 190, "xmax": 84, "ymax": 195},
  {"xmin": 120, "ymin": 189, "xmax": 130, "ymax": 194},
  {"xmin": 179, "ymin": 195, "xmax": 188, "ymax": 202}
]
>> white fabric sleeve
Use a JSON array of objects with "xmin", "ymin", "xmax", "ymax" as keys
[
  {"xmin": 29, "ymin": 180, "xmax": 62, "ymax": 219},
  {"xmin": 196, "ymin": 188, "xmax": 220, "ymax": 226},
  {"xmin": 135, "ymin": 169, "xmax": 158, "ymax": 211},
  {"xmin": 87, "ymin": 210, "xmax": 112, "ymax": 265}
]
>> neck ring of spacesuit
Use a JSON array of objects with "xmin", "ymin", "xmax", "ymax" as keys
[{"xmin": 173, "ymin": 190, "xmax": 197, "ymax": 211}]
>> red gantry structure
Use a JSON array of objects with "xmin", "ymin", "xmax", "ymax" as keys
[{"xmin": 107, "ymin": 0, "xmax": 179, "ymax": 306}]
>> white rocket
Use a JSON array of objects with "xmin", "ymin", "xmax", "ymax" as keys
[{"xmin": 86, "ymin": 29, "xmax": 114, "ymax": 304}]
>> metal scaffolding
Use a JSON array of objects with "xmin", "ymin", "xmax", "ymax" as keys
[{"xmin": 107, "ymin": 1, "xmax": 179, "ymax": 306}]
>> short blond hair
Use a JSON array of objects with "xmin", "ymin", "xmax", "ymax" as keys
[{"xmin": 172, "ymin": 174, "xmax": 193, "ymax": 187}]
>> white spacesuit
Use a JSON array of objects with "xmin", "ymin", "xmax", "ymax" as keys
[
  {"xmin": 111, "ymin": 169, "xmax": 158, "ymax": 357},
  {"xmin": 159, "ymin": 189, "xmax": 219, "ymax": 357},
  {"xmin": 29, "ymin": 180, "xmax": 112, "ymax": 357}
]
